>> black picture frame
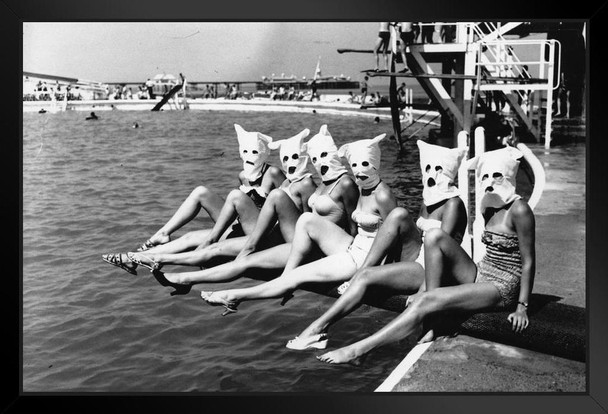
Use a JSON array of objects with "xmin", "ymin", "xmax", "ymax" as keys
[{"xmin": 5, "ymin": 0, "xmax": 607, "ymax": 413}]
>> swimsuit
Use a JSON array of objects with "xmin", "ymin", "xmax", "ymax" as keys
[
  {"xmin": 281, "ymin": 173, "xmax": 313, "ymax": 210},
  {"xmin": 475, "ymin": 230, "xmax": 522, "ymax": 309},
  {"xmin": 400, "ymin": 31, "xmax": 415, "ymax": 45},
  {"xmin": 307, "ymin": 175, "xmax": 347, "ymax": 222},
  {"xmin": 379, "ymin": 31, "xmax": 390, "ymax": 42},
  {"xmin": 345, "ymin": 208, "xmax": 383, "ymax": 269},
  {"xmin": 239, "ymin": 163, "xmax": 270, "ymax": 209},
  {"xmin": 413, "ymin": 216, "xmax": 442, "ymax": 268}
]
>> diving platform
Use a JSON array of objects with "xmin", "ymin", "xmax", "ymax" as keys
[{"xmin": 338, "ymin": 22, "xmax": 563, "ymax": 149}]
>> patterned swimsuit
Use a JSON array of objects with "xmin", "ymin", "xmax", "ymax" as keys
[{"xmin": 475, "ymin": 230, "xmax": 522, "ymax": 309}]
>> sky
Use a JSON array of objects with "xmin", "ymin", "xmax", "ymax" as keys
[{"xmin": 23, "ymin": 22, "xmax": 386, "ymax": 85}]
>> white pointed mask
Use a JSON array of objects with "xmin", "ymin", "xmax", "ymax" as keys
[
  {"xmin": 268, "ymin": 128, "xmax": 312, "ymax": 182},
  {"xmin": 417, "ymin": 140, "xmax": 468, "ymax": 207},
  {"xmin": 476, "ymin": 146, "xmax": 522, "ymax": 213},
  {"xmin": 338, "ymin": 134, "xmax": 386, "ymax": 190},
  {"xmin": 234, "ymin": 124, "xmax": 273, "ymax": 182},
  {"xmin": 303, "ymin": 125, "xmax": 348, "ymax": 183}
]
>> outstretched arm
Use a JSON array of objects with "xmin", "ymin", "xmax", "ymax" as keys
[{"xmin": 508, "ymin": 200, "xmax": 536, "ymax": 333}]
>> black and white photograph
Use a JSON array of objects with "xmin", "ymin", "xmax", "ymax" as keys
[
  {"xmin": 20, "ymin": 20, "xmax": 588, "ymax": 393},
  {"xmin": 9, "ymin": 2, "xmax": 607, "ymax": 410}
]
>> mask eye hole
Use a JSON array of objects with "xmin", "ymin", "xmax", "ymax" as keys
[
  {"xmin": 425, "ymin": 164, "xmax": 431, "ymax": 173},
  {"xmin": 351, "ymin": 163, "xmax": 357, "ymax": 168},
  {"xmin": 243, "ymin": 150, "xmax": 248, "ymax": 154},
  {"xmin": 492, "ymin": 172, "xmax": 503, "ymax": 179},
  {"xmin": 362, "ymin": 161, "xmax": 369, "ymax": 167},
  {"xmin": 312, "ymin": 157, "xmax": 317, "ymax": 163},
  {"xmin": 252, "ymin": 150, "xmax": 259, "ymax": 155},
  {"xmin": 282, "ymin": 156, "xmax": 289, "ymax": 162},
  {"xmin": 435, "ymin": 166, "xmax": 442, "ymax": 172},
  {"xmin": 321, "ymin": 152, "xmax": 328, "ymax": 158},
  {"xmin": 292, "ymin": 154, "xmax": 299, "ymax": 160},
  {"xmin": 482, "ymin": 174, "xmax": 489, "ymax": 180}
]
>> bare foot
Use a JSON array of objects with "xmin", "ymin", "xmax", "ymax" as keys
[{"xmin": 316, "ymin": 346, "xmax": 365, "ymax": 366}]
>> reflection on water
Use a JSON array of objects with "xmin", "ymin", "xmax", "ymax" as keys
[{"xmin": 23, "ymin": 110, "xmax": 426, "ymax": 392}]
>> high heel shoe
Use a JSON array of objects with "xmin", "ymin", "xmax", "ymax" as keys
[
  {"xmin": 151, "ymin": 270, "xmax": 192, "ymax": 296},
  {"xmin": 200, "ymin": 291, "xmax": 239, "ymax": 316},
  {"xmin": 280, "ymin": 291, "xmax": 294, "ymax": 306}
]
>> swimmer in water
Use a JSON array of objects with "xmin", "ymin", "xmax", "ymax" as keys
[
  {"xmin": 133, "ymin": 122, "xmax": 139, "ymax": 128},
  {"xmin": 86, "ymin": 112, "xmax": 98, "ymax": 120}
]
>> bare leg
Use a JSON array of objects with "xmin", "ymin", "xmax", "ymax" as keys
[
  {"xmin": 358, "ymin": 207, "xmax": 420, "ymax": 268},
  {"xmin": 163, "ymin": 243, "xmax": 293, "ymax": 284},
  {"xmin": 317, "ymin": 282, "xmax": 501, "ymax": 364},
  {"xmin": 297, "ymin": 261, "xmax": 424, "ymax": 340},
  {"xmin": 143, "ymin": 229, "xmax": 212, "ymax": 255},
  {"xmin": 147, "ymin": 185, "xmax": 225, "ymax": 246},
  {"xmin": 202, "ymin": 216, "xmax": 355, "ymax": 305},
  {"xmin": 282, "ymin": 212, "xmax": 354, "ymax": 274},
  {"xmin": 423, "ymin": 228, "xmax": 477, "ymax": 290},
  {"xmin": 373, "ymin": 37, "xmax": 383, "ymax": 70},
  {"xmin": 237, "ymin": 189, "xmax": 301, "ymax": 259},
  {"xmin": 199, "ymin": 189, "xmax": 260, "ymax": 249},
  {"xmin": 416, "ymin": 228, "xmax": 480, "ymax": 342},
  {"xmin": 135, "ymin": 236, "xmax": 249, "ymax": 267},
  {"xmin": 205, "ymin": 252, "xmax": 357, "ymax": 304}
]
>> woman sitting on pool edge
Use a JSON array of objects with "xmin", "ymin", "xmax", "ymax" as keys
[
  {"xmin": 317, "ymin": 146, "xmax": 536, "ymax": 364},
  {"xmin": 115, "ymin": 127, "xmax": 318, "ymax": 273},
  {"xmin": 148, "ymin": 125, "xmax": 360, "ymax": 295},
  {"xmin": 102, "ymin": 124, "xmax": 286, "ymax": 274},
  {"xmin": 200, "ymin": 132, "xmax": 398, "ymax": 315},
  {"xmin": 286, "ymin": 140, "xmax": 468, "ymax": 350}
]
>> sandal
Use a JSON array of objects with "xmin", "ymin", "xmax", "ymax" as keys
[
  {"xmin": 151, "ymin": 269, "xmax": 192, "ymax": 296},
  {"xmin": 137, "ymin": 234, "xmax": 171, "ymax": 252},
  {"xmin": 286, "ymin": 333, "xmax": 328, "ymax": 350},
  {"xmin": 127, "ymin": 252, "xmax": 162, "ymax": 272},
  {"xmin": 337, "ymin": 281, "xmax": 351, "ymax": 295},
  {"xmin": 136, "ymin": 239, "xmax": 156, "ymax": 252},
  {"xmin": 102, "ymin": 253, "xmax": 137, "ymax": 275},
  {"xmin": 200, "ymin": 291, "xmax": 239, "ymax": 316}
]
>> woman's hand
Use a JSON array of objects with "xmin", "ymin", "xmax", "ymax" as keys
[{"xmin": 507, "ymin": 308, "xmax": 529, "ymax": 333}]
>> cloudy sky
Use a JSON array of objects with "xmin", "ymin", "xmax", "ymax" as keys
[{"xmin": 24, "ymin": 22, "xmax": 386, "ymax": 84}]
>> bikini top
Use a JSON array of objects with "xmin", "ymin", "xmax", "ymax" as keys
[
  {"xmin": 351, "ymin": 208, "xmax": 383, "ymax": 237},
  {"xmin": 239, "ymin": 163, "xmax": 270, "ymax": 209},
  {"xmin": 308, "ymin": 175, "xmax": 346, "ymax": 221}
]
